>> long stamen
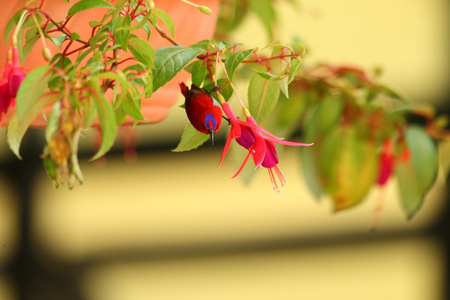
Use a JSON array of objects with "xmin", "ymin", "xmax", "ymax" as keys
[
  {"xmin": 267, "ymin": 168, "xmax": 280, "ymax": 194},
  {"xmin": 274, "ymin": 166, "xmax": 286, "ymax": 187}
]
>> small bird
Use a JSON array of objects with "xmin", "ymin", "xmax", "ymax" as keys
[{"xmin": 180, "ymin": 82, "xmax": 223, "ymax": 145}]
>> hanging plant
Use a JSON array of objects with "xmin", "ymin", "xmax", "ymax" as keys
[{"xmin": 1, "ymin": 0, "xmax": 448, "ymax": 225}]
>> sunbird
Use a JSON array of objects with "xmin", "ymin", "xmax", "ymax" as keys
[{"xmin": 180, "ymin": 82, "xmax": 223, "ymax": 145}]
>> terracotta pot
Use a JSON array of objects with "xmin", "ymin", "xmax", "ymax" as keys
[{"xmin": 0, "ymin": 0, "xmax": 219, "ymax": 127}]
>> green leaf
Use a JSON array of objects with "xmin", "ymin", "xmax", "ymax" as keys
[
  {"xmin": 121, "ymin": 93, "xmax": 145, "ymax": 121},
  {"xmin": 300, "ymin": 146, "xmax": 324, "ymax": 199},
  {"xmin": 305, "ymin": 96, "xmax": 343, "ymax": 140},
  {"xmin": 90, "ymin": 81, "xmax": 118, "ymax": 161},
  {"xmin": 189, "ymin": 60, "xmax": 207, "ymax": 87},
  {"xmin": 45, "ymin": 101, "xmax": 61, "ymax": 142},
  {"xmin": 7, "ymin": 95, "xmax": 55, "ymax": 159},
  {"xmin": 287, "ymin": 58, "xmax": 302, "ymax": 84},
  {"xmin": 4, "ymin": 11, "xmax": 20, "ymax": 44},
  {"xmin": 270, "ymin": 46, "xmax": 292, "ymax": 98},
  {"xmin": 395, "ymin": 125, "xmax": 438, "ymax": 219},
  {"xmin": 70, "ymin": 32, "xmax": 81, "ymax": 41},
  {"xmin": 115, "ymin": 15, "xmax": 131, "ymax": 50},
  {"xmin": 300, "ymin": 96, "xmax": 343, "ymax": 200},
  {"xmin": 319, "ymin": 126, "xmax": 378, "ymax": 211},
  {"xmin": 203, "ymin": 78, "xmax": 233, "ymax": 101},
  {"xmin": 47, "ymin": 34, "xmax": 68, "ymax": 47},
  {"xmin": 127, "ymin": 37, "xmax": 154, "ymax": 68},
  {"xmin": 16, "ymin": 66, "xmax": 52, "ymax": 122},
  {"xmin": 67, "ymin": 0, "xmax": 115, "ymax": 18},
  {"xmin": 224, "ymin": 48, "xmax": 255, "ymax": 82},
  {"xmin": 153, "ymin": 46, "xmax": 204, "ymax": 92},
  {"xmin": 23, "ymin": 27, "xmax": 40, "ymax": 61},
  {"xmin": 151, "ymin": 8, "xmax": 175, "ymax": 37},
  {"xmin": 172, "ymin": 123, "xmax": 210, "ymax": 152},
  {"xmin": 248, "ymin": 71, "xmax": 280, "ymax": 123}
]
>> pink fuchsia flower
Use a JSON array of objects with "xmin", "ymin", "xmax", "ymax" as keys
[
  {"xmin": 218, "ymin": 100, "xmax": 313, "ymax": 193},
  {"xmin": 8, "ymin": 46, "xmax": 26, "ymax": 98},
  {"xmin": 377, "ymin": 139, "xmax": 395, "ymax": 186},
  {"xmin": 0, "ymin": 58, "xmax": 13, "ymax": 121},
  {"xmin": 0, "ymin": 46, "xmax": 25, "ymax": 122}
]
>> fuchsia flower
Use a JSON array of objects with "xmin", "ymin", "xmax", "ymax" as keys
[
  {"xmin": 218, "ymin": 101, "xmax": 313, "ymax": 193},
  {"xmin": 377, "ymin": 139, "xmax": 394, "ymax": 186},
  {"xmin": 0, "ymin": 46, "xmax": 25, "ymax": 122}
]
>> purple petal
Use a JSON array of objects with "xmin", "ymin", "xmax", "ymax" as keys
[
  {"xmin": 236, "ymin": 126, "xmax": 255, "ymax": 149},
  {"xmin": 261, "ymin": 141, "xmax": 279, "ymax": 168}
]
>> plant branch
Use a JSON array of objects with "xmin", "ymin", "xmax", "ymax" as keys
[{"xmin": 154, "ymin": 23, "xmax": 179, "ymax": 46}]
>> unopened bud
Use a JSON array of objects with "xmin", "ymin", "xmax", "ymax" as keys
[
  {"xmin": 217, "ymin": 93, "xmax": 226, "ymax": 104},
  {"xmin": 242, "ymin": 107, "xmax": 251, "ymax": 118},
  {"xmin": 198, "ymin": 5, "xmax": 212, "ymax": 15},
  {"xmin": 42, "ymin": 47, "xmax": 52, "ymax": 62},
  {"xmin": 12, "ymin": 35, "xmax": 18, "ymax": 47},
  {"xmin": 147, "ymin": 0, "xmax": 155, "ymax": 9}
]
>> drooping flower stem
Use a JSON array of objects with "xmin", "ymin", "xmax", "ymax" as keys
[
  {"xmin": 216, "ymin": 52, "xmax": 245, "ymax": 108},
  {"xmin": 11, "ymin": 10, "xmax": 29, "ymax": 46}
]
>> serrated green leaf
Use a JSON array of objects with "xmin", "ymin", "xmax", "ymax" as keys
[
  {"xmin": 172, "ymin": 122, "xmax": 210, "ymax": 152},
  {"xmin": 395, "ymin": 125, "xmax": 438, "ymax": 218},
  {"xmin": 127, "ymin": 37, "xmax": 154, "ymax": 68},
  {"xmin": 22, "ymin": 27, "xmax": 40, "ymax": 61},
  {"xmin": 16, "ymin": 66, "xmax": 52, "ymax": 122},
  {"xmin": 248, "ymin": 71, "xmax": 280, "ymax": 123},
  {"xmin": 67, "ymin": 0, "xmax": 115, "ymax": 18},
  {"xmin": 153, "ymin": 46, "xmax": 204, "ymax": 92},
  {"xmin": 151, "ymin": 8, "xmax": 175, "ymax": 37},
  {"xmin": 224, "ymin": 48, "xmax": 255, "ymax": 82}
]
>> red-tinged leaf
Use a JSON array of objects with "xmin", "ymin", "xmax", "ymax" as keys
[
  {"xmin": 248, "ymin": 71, "xmax": 280, "ymax": 123},
  {"xmin": 319, "ymin": 126, "xmax": 379, "ymax": 211},
  {"xmin": 395, "ymin": 125, "xmax": 438, "ymax": 219},
  {"xmin": 153, "ymin": 46, "xmax": 204, "ymax": 92},
  {"xmin": 67, "ymin": 0, "xmax": 115, "ymax": 18},
  {"xmin": 172, "ymin": 122, "xmax": 209, "ymax": 152}
]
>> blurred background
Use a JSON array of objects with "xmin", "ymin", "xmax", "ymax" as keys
[{"xmin": 1, "ymin": 0, "xmax": 449, "ymax": 299}]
